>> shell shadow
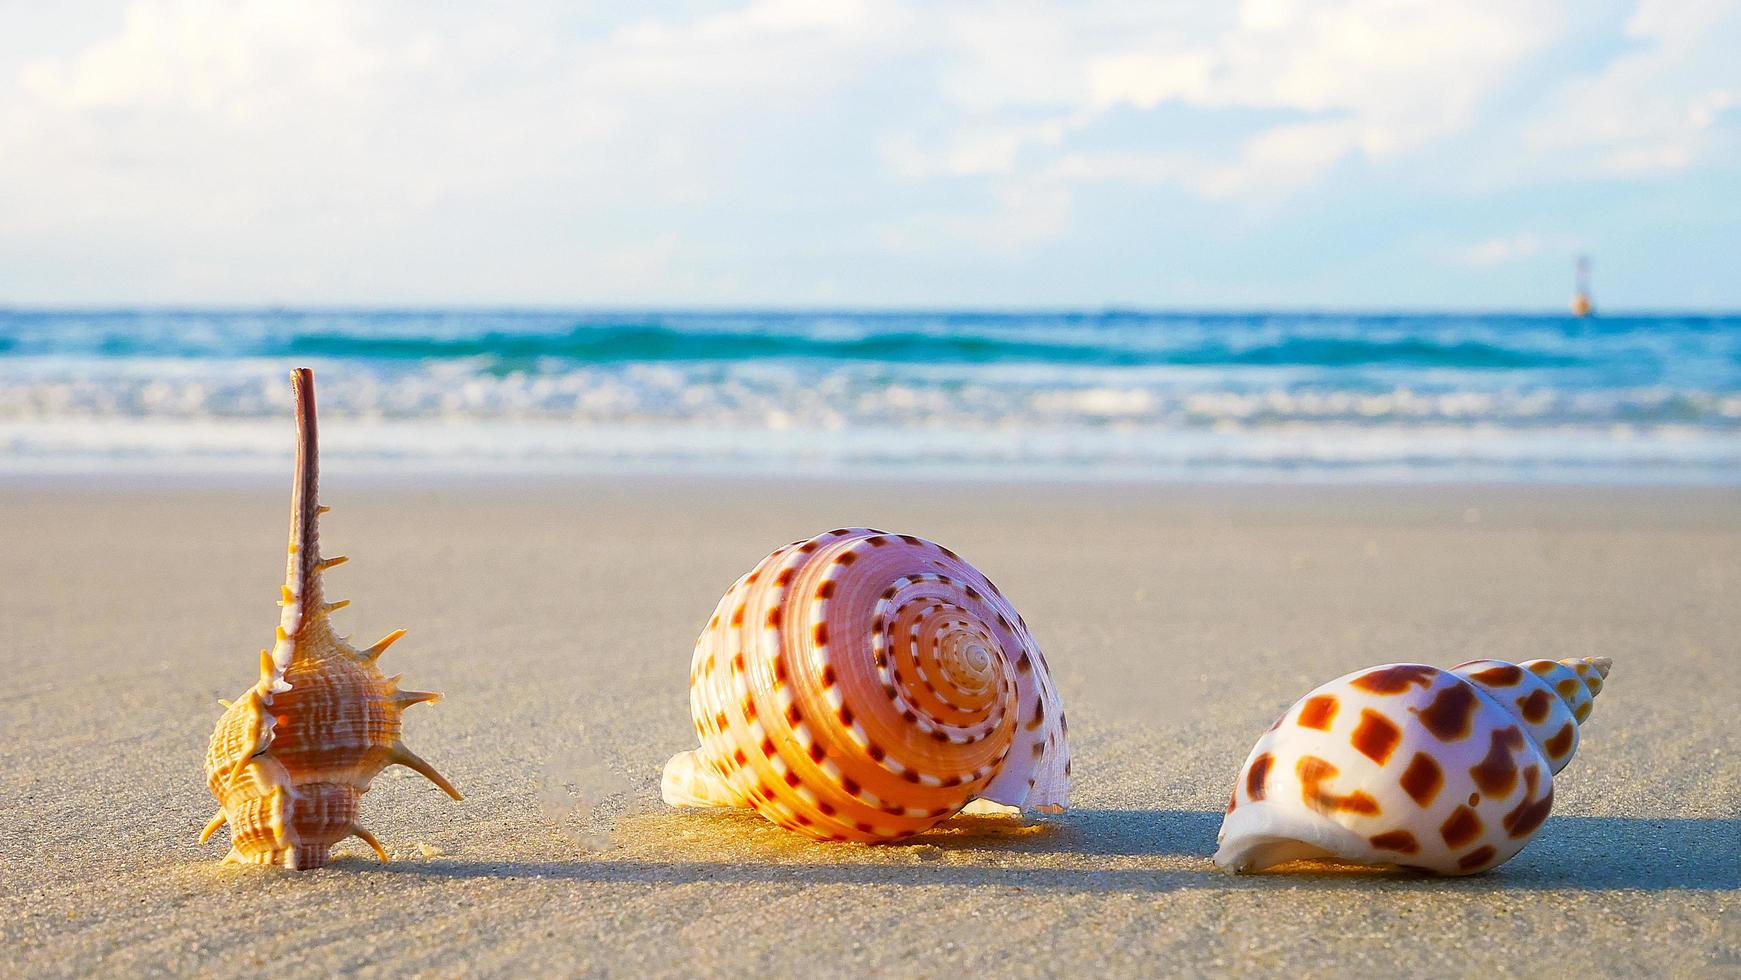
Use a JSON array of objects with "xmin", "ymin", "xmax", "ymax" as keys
[
  {"xmin": 913, "ymin": 807, "xmax": 1223, "ymax": 856},
  {"xmin": 352, "ymin": 811, "xmax": 1738, "ymax": 893}
]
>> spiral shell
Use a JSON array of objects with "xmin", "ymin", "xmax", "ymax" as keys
[
  {"xmin": 200, "ymin": 369, "xmax": 461, "ymax": 869},
  {"xmin": 1215, "ymin": 656, "xmax": 1612, "ymax": 876},
  {"xmin": 662, "ymin": 528, "xmax": 1070, "ymax": 842}
]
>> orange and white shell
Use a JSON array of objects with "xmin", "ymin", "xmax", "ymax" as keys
[
  {"xmin": 200, "ymin": 369, "xmax": 461, "ymax": 870},
  {"xmin": 1215, "ymin": 657, "xmax": 1612, "ymax": 876},
  {"xmin": 662, "ymin": 528, "xmax": 1070, "ymax": 842}
]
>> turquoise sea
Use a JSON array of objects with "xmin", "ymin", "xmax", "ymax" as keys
[{"xmin": 1, "ymin": 309, "xmax": 1736, "ymax": 481}]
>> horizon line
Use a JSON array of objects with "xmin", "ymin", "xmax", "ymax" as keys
[{"xmin": 4, "ymin": 303, "xmax": 1739, "ymax": 318}]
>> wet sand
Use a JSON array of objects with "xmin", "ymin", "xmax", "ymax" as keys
[{"xmin": 1, "ymin": 477, "xmax": 1736, "ymax": 976}]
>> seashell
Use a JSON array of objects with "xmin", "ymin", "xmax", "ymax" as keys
[
  {"xmin": 662, "ymin": 528, "xmax": 1070, "ymax": 842},
  {"xmin": 200, "ymin": 368, "xmax": 461, "ymax": 869},
  {"xmin": 1215, "ymin": 656, "xmax": 1613, "ymax": 875}
]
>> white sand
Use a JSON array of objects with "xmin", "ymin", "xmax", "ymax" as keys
[{"xmin": 1, "ymin": 477, "xmax": 1736, "ymax": 976}]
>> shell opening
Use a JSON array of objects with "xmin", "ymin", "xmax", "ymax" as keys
[{"xmin": 1214, "ymin": 802, "xmax": 1377, "ymax": 874}]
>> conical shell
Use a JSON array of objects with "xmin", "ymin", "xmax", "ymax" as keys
[
  {"xmin": 200, "ymin": 369, "xmax": 460, "ymax": 870},
  {"xmin": 663, "ymin": 528, "xmax": 1070, "ymax": 842},
  {"xmin": 1214, "ymin": 657, "xmax": 1611, "ymax": 875}
]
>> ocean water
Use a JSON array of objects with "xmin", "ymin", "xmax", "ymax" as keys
[{"xmin": 1, "ymin": 309, "xmax": 1737, "ymax": 481}]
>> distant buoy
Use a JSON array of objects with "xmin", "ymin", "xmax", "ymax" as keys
[{"xmin": 1571, "ymin": 255, "xmax": 1594, "ymax": 318}]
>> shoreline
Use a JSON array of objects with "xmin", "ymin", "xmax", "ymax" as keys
[{"xmin": 2, "ymin": 449, "xmax": 1738, "ymax": 487}]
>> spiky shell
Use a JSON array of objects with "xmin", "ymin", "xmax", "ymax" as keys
[
  {"xmin": 1214, "ymin": 657, "xmax": 1612, "ymax": 876},
  {"xmin": 200, "ymin": 369, "xmax": 459, "ymax": 870},
  {"xmin": 203, "ymin": 631, "xmax": 452, "ymax": 868},
  {"xmin": 662, "ymin": 528, "xmax": 1070, "ymax": 842}
]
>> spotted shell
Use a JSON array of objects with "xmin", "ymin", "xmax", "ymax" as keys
[
  {"xmin": 662, "ymin": 528, "xmax": 1070, "ymax": 842},
  {"xmin": 200, "ymin": 369, "xmax": 461, "ymax": 870},
  {"xmin": 1215, "ymin": 657, "xmax": 1612, "ymax": 876}
]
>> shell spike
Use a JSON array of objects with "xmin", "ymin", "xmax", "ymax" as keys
[
  {"xmin": 315, "ymin": 555, "xmax": 348, "ymax": 573},
  {"xmin": 363, "ymin": 629, "xmax": 407, "ymax": 661},
  {"xmin": 255, "ymin": 650, "xmax": 290, "ymax": 695},
  {"xmin": 395, "ymin": 689, "xmax": 442, "ymax": 709},
  {"xmin": 349, "ymin": 825, "xmax": 389, "ymax": 862},
  {"xmin": 199, "ymin": 810, "xmax": 227, "ymax": 844},
  {"xmin": 224, "ymin": 748, "xmax": 257, "ymax": 788},
  {"xmin": 390, "ymin": 744, "xmax": 463, "ymax": 800}
]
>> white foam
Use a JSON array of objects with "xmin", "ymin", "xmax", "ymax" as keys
[{"xmin": 0, "ymin": 356, "xmax": 1737, "ymax": 482}]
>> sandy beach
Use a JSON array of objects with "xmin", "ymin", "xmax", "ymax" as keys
[{"xmin": 1, "ymin": 475, "xmax": 1736, "ymax": 977}]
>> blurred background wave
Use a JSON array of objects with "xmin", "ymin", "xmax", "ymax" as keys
[{"xmin": 2, "ymin": 308, "xmax": 1736, "ymax": 481}]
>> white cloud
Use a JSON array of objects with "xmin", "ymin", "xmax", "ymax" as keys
[
  {"xmin": 873, "ymin": 0, "xmax": 1737, "ymax": 248},
  {"xmin": 882, "ymin": 0, "xmax": 1567, "ymax": 239},
  {"xmin": 1452, "ymin": 234, "xmax": 1544, "ymax": 267},
  {"xmin": 0, "ymin": 0, "xmax": 908, "ymax": 299},
  {"xmin": 1443, "ymin": 231, "xmax": 1584, "ymax": 267},
  {"xmin": 876, "ymin": 177, "xmax": 1073, "ymax": 254},
  {"xmin": 0, "ymin": 1, "xmax": 1736, "ymax": 303},
  {"xmin": 17, "ymin": 2, "xmax": 390, "ymax": 115},
  {"xmin": 881, "ymin": 120, "xmax": 1070, "ymax": 179},
  {"xmin": 1527, "ymin": 0, "xmax": 1741, "ymax": 176}
]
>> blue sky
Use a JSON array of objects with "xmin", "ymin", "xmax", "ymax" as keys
[{"xmin": 1, "ymin": 0, "xmax": 1736, "ymax": 309}]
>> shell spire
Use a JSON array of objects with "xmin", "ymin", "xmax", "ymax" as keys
[
  {"xmin": 1459, "ymin": 655, "xmax": 1612, "ymax": 776},
  {"xmin": 271, "ymin": 367, "xmax": 325, "ymax": 675},
  {"xmin": 201, "ymin": 368, "xmax": 460, "ymax": 870}
]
